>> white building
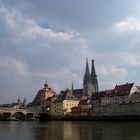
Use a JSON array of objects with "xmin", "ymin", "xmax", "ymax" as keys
[
  {"xmin": 101, "ymin": 83, "xmax": 140, "ymax": 106},
  {"xmin": 101, "ymin": 95, "xmax": 110, "ymax": 106}
]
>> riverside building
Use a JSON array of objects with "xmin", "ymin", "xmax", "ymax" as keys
[{"xmin": 51, "ymin": 89, "xmax": 79, "ymax": 116}]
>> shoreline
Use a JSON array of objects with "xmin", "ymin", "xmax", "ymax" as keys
[
  {"xmin": 2, "ymin": 114, "xmax": 140, "ymax": 121},
  {"xmin": 39, "ymin": 113, "xmax": 140, "ymax": 121}
]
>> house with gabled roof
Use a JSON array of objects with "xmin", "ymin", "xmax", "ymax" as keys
[
  {"xmin": 114, "ymin": 83, "xmax": 139, "ymax": 96},
  {"xmin": 51, "ymin": 89, "xmax": 79, "ymax": 116},
  {"xmin": 100, "ymin": 83, "xmax": 140, "ymax": 106}
]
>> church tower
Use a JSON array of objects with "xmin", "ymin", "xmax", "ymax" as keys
[
  {"xmin": 83, "ymin": 59, "xmax": 98, "ymax": 96},
  {"xmin": 91, "ymin": 59, "xmax": 98, "ymax": 93},
  {"xmin": 83, "ymin": 58, "xmax": 92, "ymax": 96}
]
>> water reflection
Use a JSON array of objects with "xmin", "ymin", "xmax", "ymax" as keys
[
  {"xmin": 33, "ymin": 121, "xmax": 64, "ymax": 140},
  {"xmin": 32, "ymin": 121, "xmax": 140, "ymax": 140},
  {"xmin": 0, "ymin": 121, "xmax": 34, "ymax": 140},
  {"xmin": 0, "ymin": 121, "xmax": 140, "ymax": 140}
]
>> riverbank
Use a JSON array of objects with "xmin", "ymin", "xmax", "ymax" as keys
[
  {"xmin": 1, "ymin": 114, "xmax": 140, "ymax": 121},
  {"xmin": 39, "ymin": 113, "xmax": 140, "ymax": 121},
  {"xmin": 0, "ymin": 117, "xmax": 39, "ymax": 121},
  {"xmin": 52, "ymin": 116, "xmax": 140, "ymax": 121}
]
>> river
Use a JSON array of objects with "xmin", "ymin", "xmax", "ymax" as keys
[{"xmin": 0, "ymin": 121, "xmax": 140, "ymax": 140}]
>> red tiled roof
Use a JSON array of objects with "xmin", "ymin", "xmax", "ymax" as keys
[
  {"xmin": 59, "ymin": 89, "xmax": 77, "ymax": 101},
  {"xmin": 114, "ymin": 83, "xmax": 134, "ymax": 94}
]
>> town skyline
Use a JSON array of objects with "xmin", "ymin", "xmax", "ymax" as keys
[{"xmin": 1, "ymin": 0, "xmax": 140, "ymax": 103}]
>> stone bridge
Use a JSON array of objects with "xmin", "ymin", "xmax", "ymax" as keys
[{"xmin": 0, "ymin": 107, "xmax": 39, "ymax": 120}]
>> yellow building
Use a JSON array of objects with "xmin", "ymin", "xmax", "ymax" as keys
[{"xmin": 51, "ymin": 89, "xmax": 79, "ymax": 116}]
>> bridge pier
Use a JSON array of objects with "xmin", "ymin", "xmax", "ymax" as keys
[
  {"xmin": 2, "ymin": 112, "xmax": 12, "ymax": 119},
  {"xmin": 26, "ymin": 113, "xmax": 34, "ymax": 119}
]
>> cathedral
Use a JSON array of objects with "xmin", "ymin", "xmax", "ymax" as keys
[
  {"xmin": 83, "ymin": 59, "xmax": 98, "ymax": 96},
  {"xmin": 30, "ymin": 58, "xmax": 99, "ymax": 108}
]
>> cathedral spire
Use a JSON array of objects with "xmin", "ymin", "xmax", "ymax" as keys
[
  {"xmin": 83, "ymin": 58, "xmax": 91, "ymax": 96},
  {"xmin": 91, "ymin": 59, "xmax": 96, "ymax": 77},
  {"xmin": 71, "ymin": 82, "xmax": 74, "ymax": 91},
  {"xmin": 83, "ymin": 58, "xmax": 90, "ymax": 83},
  {"xmin": 91, "ymin": 59, "xmax": 98, "ymax": 92},
  {"xmin": 83, "ymin": 58, "xmax": 99, "ymax": 96}
]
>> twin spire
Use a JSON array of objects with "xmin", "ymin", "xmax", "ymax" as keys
[
  {"xmin": 83, "ymin": 58, "xmax": 98, "ymax": 96},
  {"xmin": 84, "ymin": 58, "xmax": 97, "ymax": 83}
]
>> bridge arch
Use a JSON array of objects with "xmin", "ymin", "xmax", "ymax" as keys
[{"xmin": 12, "ymin": 112, "xmax": 26, "ymax": 120}]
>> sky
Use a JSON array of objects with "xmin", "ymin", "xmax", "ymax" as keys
[{"xmin": 1, "ymin": 0, "xmax": 140, "ymax": 104}]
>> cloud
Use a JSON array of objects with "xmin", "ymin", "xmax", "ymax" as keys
[
  {"xmin": 31, "ymin": 68, "xmax": 83, "ymax": 90},
  {"xmin": 0, "ymin": 6, "xmax": 76, "ymax": 42},
  {"xmin": 0, "ymin": 56, "xmax": 33, "ymax": 104},
  {"xmin": 114, "ymin": 17, "xmax": 140, "ymax": 32},
  {"xmin": 99, "ymin": 81, "xmax": 115, "ymax": 91},
  {"xmin": 0, "ymin": 56, "xmax": 28, "ymax": 76},
  {"xmin": 112, "ymin": 17, "xmax": 140, "ymax": 53},
  {"xmin": 0, "ymin": 5, "xmax": 90, "ymax": 103},
  {"xmin": 98, "ymin": 65, "xmax": 128, "ymax": 79},
  {"xmin": 119, "ymin": 52, "xmax": 140, "ymax": 66}
]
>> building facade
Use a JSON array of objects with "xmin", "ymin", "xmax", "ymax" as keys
[
  {"xmin": 28, "ymin": 82, "xmax": 56, "ymax": 113},
  {"xmin": 41, "ymin": 83, "xmax": 56, "ymax": 111},
  {"xmin": 100, "ymin": 83, "xmax": 140, "ymax": 106},
  {"xmin": 51, "ymin": 89, "xmax": 79, "ymax": 116},
  {"xmin": 92, "ymin": 102, "xmax": 140, "ymax": 116},
  {"xmin": 130, "ymin": 92, "xmax": 140, "ymax": 103}
]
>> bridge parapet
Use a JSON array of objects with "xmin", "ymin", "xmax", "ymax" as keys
[
  {"xmin": 0, "ymin": 107, "xmax": 42, "ymax": 119},
  {"xmin": 0, "ymin": 107, "xmax": 27, "ymax": 115}
]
